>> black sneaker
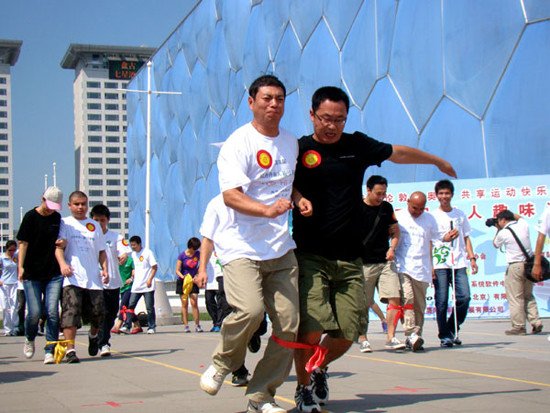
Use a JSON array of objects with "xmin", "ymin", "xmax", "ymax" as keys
[
  {"xmin": 66, "ymin": 351, "xmax": 80, "ymax": 363},
  {"xmin": 88, "ymin": 334, "xmax": 99, "ymax": 356},
  {"xmin": 247, "ymin": 333, "xmax": 261, "ymax": 353},
  {"xmin": 294, "ymin": 384, "xmax": 321, "ymax": 412},
  {"xmin": 310, "ymin": 367, "xmax": 328, "ymax": 405},
  {"xmin": 231, "ymin": 365, "xmax": 249, "ymax": 387}
]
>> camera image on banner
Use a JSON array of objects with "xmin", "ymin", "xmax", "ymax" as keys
[{"xmin": 377, "ymin": 174, "xmax": 550, "ymax": 320}]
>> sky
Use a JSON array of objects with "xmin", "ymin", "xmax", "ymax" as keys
[{"xmin": 1, "ymin": 0, "xmax": 197, "ymax": 229}]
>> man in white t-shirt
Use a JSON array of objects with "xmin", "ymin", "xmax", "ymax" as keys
[
  {"xmin": 492, "ymin": 210, "xmax": 543, "ymax": 335},
  {"xmin": 532, "ymin": 203, "xmax": 550, "ymax": 282},
  {"xmin": 198, "ymin": 75, "xmax": 311, "ymax": 413},
  {"xmin": 431, "ymin": 180, "xmax": 478, "ymax": 347},
  {"xmin": 123, "ymin": 235, "xmax": 158, "ymax": 334},
  {"xmin": 395, "ymin": 192, "xmax": 454, "ymax": 350},
  {"xmin": 56, "ymin": 191, "xmax": 109, "ymax": 363},
  {"xmin": 90, "ymin": 204, "xmax": 131, "ymax": 357}
]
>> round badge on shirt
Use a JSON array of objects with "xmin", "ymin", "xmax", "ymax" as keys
[
  {"xmin": 302, "ymin": 150, "xmax": 321, "ymax": 168},
  {"xmin": 86, "ymin": 223, "xmax": 96, "ymax": 232},
  {"xmin": 257, "ymin": 150, "xmax": 273, "ymax": 169}
]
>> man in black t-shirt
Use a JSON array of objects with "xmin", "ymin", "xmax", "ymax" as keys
[
  {"xmin": 17, "ymin": 187, "xmax": 64, "ymax": 364},
  {"xmin": 292, "ymin": 86, "xmax": 457, "ymax": 412},
  {"xmin": 357, "ymin": 175, "xmax": 407, "ymax": 353}
]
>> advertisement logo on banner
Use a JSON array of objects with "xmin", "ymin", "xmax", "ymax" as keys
[{"xmin": 378, "ymin": 174, "xmax": 550, "ymax": 320}]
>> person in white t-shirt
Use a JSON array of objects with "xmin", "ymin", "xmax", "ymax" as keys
[
  {"xmin": 56, "ymin": 191, "xmax": 109, "ymax": 363},
  {"xmin": 198, "ymin": 75, "xmax": 312, "ymax": 413},
  {"xmin": 123, "ymin": 235, "xmax": 158, "ymax": 334},
  {"xmin": 532, "ymin": 203, "xmax": 550, "ymax": 282},
  {"xmin": 395, "ymin": 192, "xmax": 454, "ymax": 350},
  {"xmin": 90, "ymin": 204, "xmax": 131, "ymax": 356},
  {"xmin": 431, "ymin": 180, "xmax": 478, "ymax": 347},
  {"xmin": 492, "ymin": 210, "xmax": 542, "ymax": 335}
]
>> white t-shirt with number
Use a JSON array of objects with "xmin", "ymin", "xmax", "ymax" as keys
[
  {"xmin": 131, "ymin": 248, "xmax": 157, "ymax": 293},
  {"xmin": 102, "ymin": 230, "xmax": 131, "ymax": 290},
  {"xmin": 395, "ymin": 209, "xmax": 440, "ymax": 283},
  {"xmin": 536, "ymin": 204, "xmax": 550, "ymax": 237},
  {"xmin": 216, "ymin": 122, "xmax": 298, "ymax": 263},
  {"xmin": 431, "ymin": 207, "xmax": 472, "ymax": 269},
  {"xmin": 59, "ymin": 216, "xmax": 106, "ymax": 290}
]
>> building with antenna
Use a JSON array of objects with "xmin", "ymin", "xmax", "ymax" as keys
[
  {"xmin": 0, "ymin": 39, "xmax": 22, "ymax": 243},
  {"xmin": 61, "ymin": 44, "xmax": 155, "ymax": 236}
]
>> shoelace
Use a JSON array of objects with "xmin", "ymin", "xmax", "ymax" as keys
[{"xmin": 297, "ymin": 385, "xmax": 315, "ymax": 404}]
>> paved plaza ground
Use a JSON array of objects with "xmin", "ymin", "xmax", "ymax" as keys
[{"xmin": 1, "ymin": 318, "xmax": 549, "ymax": 412}]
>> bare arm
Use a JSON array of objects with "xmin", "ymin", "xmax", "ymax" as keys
[
  {"xmin": 146, "ymin": 265, "xmax": 158, "ymax": 288},
  {"xmin": 99, "ymin": 250, "xmax": 109, "ymax": 284},
  {"xmin": 55, "ymin": 244, "xmax": 73, "ymax": 277},
  {"xmin": 532, "ymin": 231, "xmax": 546, "ymax": 281},
  {"xmin": 175, "ymin": 259, "xmax": 184, "ymax": 279},
  {"xmin": 291, "ymin": 187, "xmax": 313, "ymax": 217},
  {"xmin": 386, "ymin": 223, "xmax": 400, "ymax": 261},
  {"xmin": 223, "ymin": 187, "xmax": 292, "ymax": 218},
  {"xmin": 17, "ymin": 241, "xmax": 28, "ymax": 282},
  {"xmin": 195, "ymin": 237, "xmax": 214, "ymax": 289},
  {"xmin": 464, "ymin": 236, "xmax": 478, "ymax": 274},
  {"xmin": 389, "ymin": 145, "xmax": 457, "ymax": 178}
]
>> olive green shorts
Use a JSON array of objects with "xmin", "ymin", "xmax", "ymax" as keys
[{"xmin": 296, "ymin": 250, "xmax": 367, "ymax": 342}]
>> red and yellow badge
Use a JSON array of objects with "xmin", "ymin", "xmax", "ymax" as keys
[
  {"xmin": 86, "ymin": 223, "xmax": 96, "ymax": 232},
  {"xmin": 122, "ymin": 239, "xmax": 129, "ymax": 246},
  {"xmin": 139, "ymin": 255, "xmax": 144, "ymax": 262},
  {"xmin": 302, "ymin": 150, "xmax": 321, "ymax": 168},
  {"xmin": 13, "ymin": 257, "xmax": 18, "ymax": 263},
  {"xmin": 257, "ymin": 150, "xmax": 273, "ymax": 169}
]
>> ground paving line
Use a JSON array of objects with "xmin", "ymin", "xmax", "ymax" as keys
[{"xmin": 346, "ymin": 353, "xmax": 550, "ymax": 388}]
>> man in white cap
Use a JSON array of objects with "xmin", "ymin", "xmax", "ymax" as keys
[{"xmin": 17, "ymin": 187, "xmax": 64, "ymax": 364}]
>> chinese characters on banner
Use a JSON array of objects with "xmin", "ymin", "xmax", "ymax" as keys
[{"xmin": 380, "ymin": 174, "xmax": 550, "ymax": 320}]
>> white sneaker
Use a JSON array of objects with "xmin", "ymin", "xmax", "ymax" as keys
[
  {"xmin": 23, "ymin": 339, "xmax": 35, "ymax": 359},
  {"xmin": 100, "ymin": 345, "xmax": 111, "ymax": 357},
  {"xmin": 247, "ymin": 400, "xmax": 286, "ymax": 413},
  {"xmin": 44, "ymin": 353, "xmax": 56, "ymax": 364},
  {"xmin": 147, "ymin": 328, "xmax": 155, "ymax": 334},
  {"xmin": 385, "ymin": 337, "xmax": 406, "ymax": 350},
  {"xmin": 359, "ymin": 340, "xmax": 372, "ymax": 353},
  {"xmin": 200, "ymin": 365, "xmax": 227, "ymax": 395},
  {"xmin": 409, "ymin": 333, "xmax": 424, "ymax": 352},
  {"xmin": 119, "ymin": 326, "xmax": 129, "ymax": 334}
]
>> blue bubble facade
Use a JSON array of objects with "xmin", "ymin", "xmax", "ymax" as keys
[{"xmin": 127, "ymin": 0, "xmax": 550, "ymax": 280}]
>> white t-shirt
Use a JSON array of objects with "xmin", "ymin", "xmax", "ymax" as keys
[
  {"xmin": 205, "ymin": 252, "xmax": 223, "ymax": 290},
  {"xmin": 59, "ymin": 216, "xmax": 106, "ymax": 290},
  {"xmin": 217, "ymin": 123, "xmax": 298, "ymax": 262},
  {"xmin": 131, "ymin": 248, "xmax": 157, "ymax": 293},
  {"xmin": 431, "ymin": 207, "xmax": 472, "ymax": 269},
  {"xmin": 395, "ymin": 209, "xmax": 440, "ymax": 283},
  {"xmin": 493, "ymin": 219, "xmax": 532, "ymax": 263},
  {"xmin": 102, "ymin": 230, "xmax": 131, "ymax": 290},
  {"xmin": 535, "ymin": 204, "xmax": 550, "ymax": 237}
]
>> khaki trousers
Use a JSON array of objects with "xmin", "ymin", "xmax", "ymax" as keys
[
  {"xmin": 212, "ymin": 250, "xmax": 299, "ymax": 403},
  {"xmin": 505, "ymin": 262, "xmax": 541, "ymax": 330},
  {"xmin": 399, "ymin": 273, "xmax": 429, "ymax": 337}
]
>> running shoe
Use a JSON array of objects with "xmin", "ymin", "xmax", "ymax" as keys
[
  {"xmin": 88, "ymin": 334, "xmax": 99, "ymax": 356},
  {"xmin": 248, "ymin": 333, "xmax": 261, "ymax": 353},
  {"xmin": 195, "ymin": 325, "xmax": 203, "ymax": 333},
  {"xmin": 130, "ymin": 327, "xmax": 143, "ymax": 334},
  {"xmin": 23, "ymin": 339, "xmax": 35, "ymax": 359},
  {"xmin": 100, "ymin": 345, "xmax": 111, "ymax": 357},
  {"xmin": 440, "ymin": 337, "xmax": 454, "ymax": 347},
  {"xmin": 385, "ymin": 337, "xmax": 406, "ymax": 350},
  {"xmin": 184, "ymin": 325, "xmax": 191, "ymax": 333},
  {"xmin": 44, "ymin": 353, "xmax": 56, "ymax": 364},
  {"xmin": 119, "ymin": 326, "xmax": 130, "ymax": 334},
  {"xmin": 147, "ymin": 328, "xmax": 156, "ymax": 334},
  {"xmin": 231, "ymin": 365, "xmax": 249, "ymax": 387},
  {"xmin": 200, "ymin": 364, "xmax": 227, "ymax": 395},
  {"xmin": 294, "ymin": 384, "xmax": 321, "ymax": 412},
  {"xmin": 311, "ymin": 367, "xmax": 328, "ymax": 405},
  {"xmin": 359, "ymin": 340, "xmax": 372, "ymax": 353},
  {"xmin": 247, "ymin": 400, "xmax": 286, "ymax": 413},
  {"xmin": 65, "ymin": 350, "xmax": 80, "ymax": 363}
]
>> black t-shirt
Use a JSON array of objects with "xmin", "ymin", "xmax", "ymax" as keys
[
  {"xmin": 360, "ymin": 201, "xmax": 397, "ymax": 264},
  {"xmin": 292, "ymin": 131, "xmax": 392, "ymax": 260},
  {"xmin": 16, "ymin": 208, "xmax": 61, "ymax": 281}
]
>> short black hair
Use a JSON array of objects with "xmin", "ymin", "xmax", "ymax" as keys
[
  {"xmin": 435, "ymin": 179, "xmax": 454, "ymax": 195},
  {"xmin": 496, "ymin": 210, "xmax": 514, "ymax": 222},
  {"xmin": 129, "ymin": 235, "xmax": 142, "ymax": 245},
  {"xmin": 69, "ymin": 190, "xmax": 88, "ymax": 202},
  {"xmin": 248, "ymin": 75, "xmax": 286, "ymax": 99},
  {"xmin": 5, "ymin": 240, "xmax": 16, "ymax": 250},
  {"xmin": 187, "ymin": 237, "xmax": 201, "ymax": 250},
  {"xmin": 90, "ymin": 204, "xmax": 110, "ymax": 220},
  {"xmin": 312, "ymin": 86, "xmax": 350, "ymax": 113},
  {"xmin": 366, "ymin": 175, "xmax": 388, "ymax": 190}
]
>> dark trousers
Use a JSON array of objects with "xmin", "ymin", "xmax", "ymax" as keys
[{"xmin": 98, "ymin": 288, "xmax": 120, "ymax": 347}]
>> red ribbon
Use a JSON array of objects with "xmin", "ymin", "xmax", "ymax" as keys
[
  {"xmin": 271, "ymin": 335, "xmax": 328, "ymax": 373},
  {"xmin": 119, "ymin": 306, "xmax": 135, "ymax": 321},
  {"xmin": 387, "ymin": 303, "xmax": 414, "ymax": 327}
]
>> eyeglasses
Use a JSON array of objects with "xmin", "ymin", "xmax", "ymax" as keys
[{"xmin": 313, "ymin": 112, "xmax": 347, "ymax": 126}]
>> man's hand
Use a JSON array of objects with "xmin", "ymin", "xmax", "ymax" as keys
[
  {"xmin": 60, "ymin": 263, "xmax": 74, "ymax": 277},
  {"xmin": 102, "ymin": 271, "xmax": 109, "ymax": 284},
  {"xmin": 470, "ymin": 260, "xmax": 479, "ymax": 275},
  {"xmin": 124, "ymin": 278, "xmax": 133, "ymax": 285},
  {"xmin": 385, "ymin": 247, "xmax": 395, "ymax": 261},
  {"xmin": 56, "ymin": 238, "xmax": 67, "ymax": 249},
  {"xmin": 264, "ymin": 198, "xmax": 293, "ymax": 218},
  {"xmin": 195, "ymin": 270, "xmax": 207, "ymax": 289},
  {"xmin": 146, "ymin": 278, "xmax": 153, "ymax": 288},
  {"xmin": 436, "ymin": 159, "xmax": 457, "ymax": 178},
  {"xmin": 443, "ymin": 228, "xmax": 459, "ymax": 242},
  {"xmin": 532, "ymin": 262, "xmax": 543, "ymax": 282},
  {"xmin": 296, "ymin": 197, "xmax": 313, "ymax": 217},
  {"xmin": 17, "ymin": 267, "xmax": 24, "ymax": 282},
  {"xmin": 118, "ymin": 253, "xmax": 128, "ymax": 265}
]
